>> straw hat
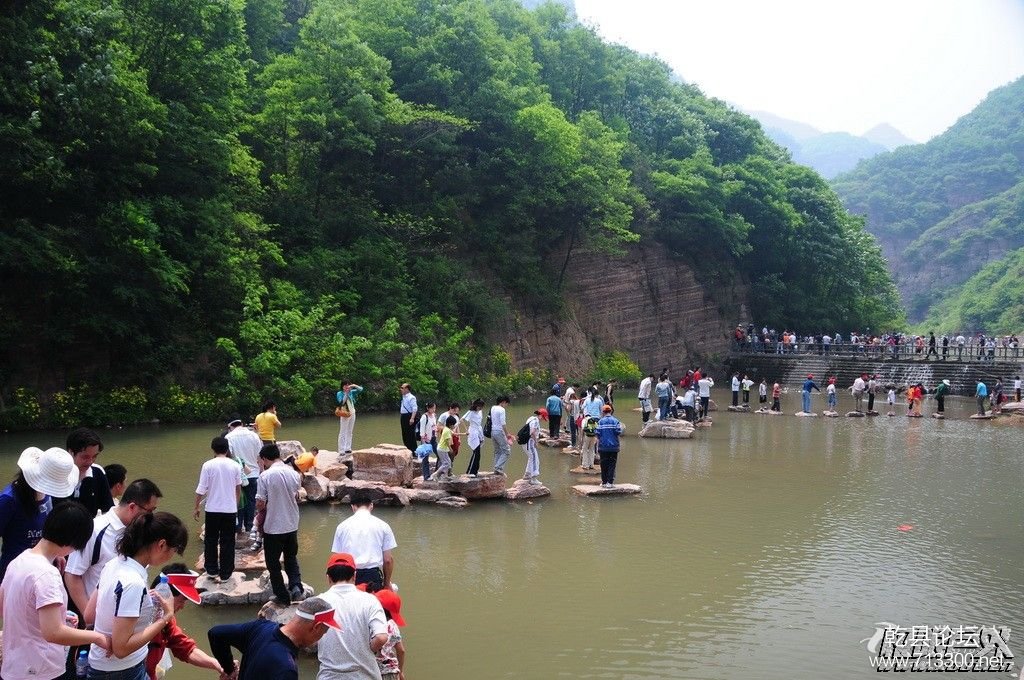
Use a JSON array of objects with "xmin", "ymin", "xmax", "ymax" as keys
[{"xmin": 17, "ymin": 447, "xmax": 78, "ymax": 497}]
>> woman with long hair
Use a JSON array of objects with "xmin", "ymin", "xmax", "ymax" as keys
[
  {"xmin": 87, "ymin": 511, "xmax": 189, "ymax": 679},
  {"xmin": 463, "ymin": 399, "xmax": 485, "ymax": 476},
  {"xmin": 0, "ymin": 501, "xmax": 110, "ymax": 680}
]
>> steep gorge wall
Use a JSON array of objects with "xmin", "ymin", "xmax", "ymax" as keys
[{"xmin": 500, "ymin": 245, "xmax": 748, "ymax": 377}]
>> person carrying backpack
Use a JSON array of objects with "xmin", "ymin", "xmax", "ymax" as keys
[
  {"xmin": 596, "ymin": 405, "xmax": 624, "ymax": 488},
  {"xmin": 518, "ymin": 409, "xmax": 547, "ymax": 485}
]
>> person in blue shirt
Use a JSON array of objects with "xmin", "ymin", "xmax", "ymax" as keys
[
  {"xmin": 208, "ymin": 597, "xmax": 339, "ymax": 680},
  {"xmin": 975, "ymin": 380, "xmax": 989, "ymax": 415},
  {"xmin": 596, "ymin": 405, "xmax": 625, "ymax": 488},
  {"xmin": 801, "ymin": 374, "xmax": 821, "ymax": 414},
  {"xmin": 545, "ymin": 389, "xmax": 563, "ymax": 439}
]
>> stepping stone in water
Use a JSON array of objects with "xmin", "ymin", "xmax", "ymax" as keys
[
  {"xmin": 931, "ymin": 413, "xmax": 945, "ymax": 419},
  {"xmin": 970, "ymin": 413, "xmax": 994, "ymax": 420},
  {"xmin": 822, "ymin": 410, "xmax": 839, "ymax": 417},
  {"xmin": 845, "ymin": 411, "xmax": 865, "ymax": 418},
  {"xmin": 569, "ymin": 466, "xmax": 601, "ymax": 475},
  {"xmin": 505, "ymin": 479, "xmax": 551, "ymax": 500},
  {"xmin": 795, "ymin": 411, "xmax": 818, "ymax": 417},
  {"xmin": 572, "ymin": 483, "xmax": 642, "ymax": 497}
]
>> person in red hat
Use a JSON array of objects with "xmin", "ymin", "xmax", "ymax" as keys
[
  {"xmin": 316, "ymin": 553, "xmax": 388, "ymax": 680},
  {"xmin": 144, "ymin": 564, "xmax": 222, "ymax": 679},
  {"xmin": 372, "ymin": 589, "xmax": 406, "ymax": 680},
  {"xmin": 519, "ymin": 408, "xmax": 547, "ymax": 485}
]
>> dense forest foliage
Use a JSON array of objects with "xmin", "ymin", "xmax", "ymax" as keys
[
  {"xmin": 0, "ymin": 0, "xmax": 900, "ymax": 426},
  {"xmin": 833, "ymin": 76, "xmax": 1024, "ymax": 326}
]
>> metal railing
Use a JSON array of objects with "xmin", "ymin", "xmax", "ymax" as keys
[{"xmin": 729, "ymin": 341, "xmax": 1024, "ymax": 363}]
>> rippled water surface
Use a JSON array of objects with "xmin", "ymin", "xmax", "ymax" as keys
[{"xmin": 2, "ymin": 395, "xmax": 1021, "ymax": 679}]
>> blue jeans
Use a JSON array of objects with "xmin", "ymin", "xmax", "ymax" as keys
[
  {"xmin": 802, "ymin": 391, "xmax": 811, "ymax": 413},
  {"xmin": 237, "ymin": 480, "xmax": 258, "ymax": 531},
  {"xmin": 88, "ymin": 662, "xmax": 147, "ymax": 680},
  {"xmin": 658, "ymin": 396, "xmax": 670, "ymax": 420}
]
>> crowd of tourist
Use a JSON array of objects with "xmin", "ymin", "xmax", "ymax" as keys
[
  {"xmin": 731, "ymin": 325, "xmax": 1023, "ymax": 361},
  {"xmin": 0, "ymin": 424, "xmax": 407, "ymax": 680}
]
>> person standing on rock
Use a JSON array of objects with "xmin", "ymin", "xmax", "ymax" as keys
[
  {"xmin": 316, "ymin": 553, "xmax": 388, "ymax": 680},
  {"xmin": 867, "ymin": 375, "xmax": 879, "ymax": 413},
  {"xmin": 596, "ymin": 405, "xmax": 624, "ymax": 488},
  {"xmin": 520, "ymin": 408, "xmax": 546, "ymax": 485},
  {"xmin": 331, "ymin": 491, "xmax": 397, "ymax": 592},
  {"xmin": 256, "ymin": 444, "xmax": 303, "ymax": 606},
  {"xmin": 927, "ymin": 332, "xmax": 938, "ymax": 359},
  {"xmin": 771, "ymin": 382, "xmax": 782, "ymax": 412},
  {"xmin": 490, "ymin": 396, "xmax": 513, "ymax": 476},
  {"xmin": 758, "ymin": 379, "xmax": 768, "ymax": 407},
  {"xmin": 336, "ymin": 380, "xmax": 364, "ymax": 455},
  {"xmin": 731, "ymin": 373, "xmax": 740, "ymax": 407},
  {"xmin": 638, "ymin": 373, "xmax": 654, "ymax": 424},
  {"xmin": 398, "ymin": 384, "xmax": 418, "ymax": 453},
  {"xmin": 428, "ymin": 416, "xmax": 457, "ymax": 482},
  {"xmin": 545, "ymin": 388, "xmax": 563, "ymax": 439},
  {"xmin": 934, "ymin": 379, "xmax": 950, "ymax": 414},
  {"xmin": 975, "ymin": 380, "xmax": 988, "ymax": 415},
  {"xmin": 697, "ymin": 374, "xmax": 714, "ymax": 419},
  {"xmin": 1015, "ymin": 375, "xmax": 1022, "ymax": 402},
  {"xmin": 655, "ymin": 375, "xmax": 672, "ymax": 420},
  {"xmin": 461, "ymin": 399, "xmax": 485, "ymax": 476},
  {"xmin": 255, "ymin": 402, "xmax": 281, "ymax": 445},
  {"xmin": 801, "ymin": 375, "xmax": 820, "ymax": 414},
  {"xmin": 208, "ymin": 597, "xmax": 339, "ymax": 680},
  {"xmin": 567, "ymin": 388, "xmax": 582, "ymax": 448},
  {"xmin": 826, "ymin": 378, "xmax": 837, "ymax": 411},
  {"xmin": 194, "ymin": 437, "xmax": 242, "ymax": 583},
  {"xmin": 850, "ymin": 374, "xmax": 866, "ymax": 412},
  {"xmin": 741, "ymin": 375, "xmax": 754, "ymax": 405},
  {"xmin": 226, "ymin": 417, "xmax": 262, "ymax": 536}
]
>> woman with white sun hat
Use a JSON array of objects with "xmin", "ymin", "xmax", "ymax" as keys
[{"xmin": 0, "ymin": 447, "xmax": 78, "ymax": 584}]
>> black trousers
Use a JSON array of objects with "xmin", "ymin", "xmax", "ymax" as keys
[
  {"xmin": 400, "ymin": 412, "xmax": 417, "ymax": 451},
  {"xmin": 868, "ymin": 392, "xmax": 875, "ymax": 411},
  {"xmin": 263, "ymin": 530, "xmax": 301, "ymax": 601},
  {"xmin": 700, "ymin": 396, "xmax": 710, "ymax": 418},
  {"xmin": 356, "ymin": 567, "xmax": 384, "ymax": 591},
  {"xmin": 548, "ymin": 413, "xmax": 561, "ymax": 438},
  {"xmin": 937, "ymin": 395, "xmax": 945, "ymax": 413},
  {"xmin": 204, "ymin": 511, "xmax": 236, "ymax": 579},
  {"xmin": 732, "ymin": 391, "xmax": 739, "ymax": 406},
  {"xmin": 465, "ymin": 444, "xmax": 482, "ymax": 475},
  {"xmin": 600, "ymin": 449, "xmax": 619, "ymax": 485}
]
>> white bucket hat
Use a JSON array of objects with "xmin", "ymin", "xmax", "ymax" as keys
[{"xmin": 17, "ymin": 446, "xmax": 78, "ymax": 497}]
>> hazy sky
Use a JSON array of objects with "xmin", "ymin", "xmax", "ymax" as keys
[{"xmin": 574, "ymin": 0, "xmax": 1024, "ymax": 142}]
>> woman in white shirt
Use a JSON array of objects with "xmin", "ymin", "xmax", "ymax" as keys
[
  {"xmin": 87, "ymin": 512, "xmax": 189, "ymax": 680},
  {"xmin": 462, "ymin": 399, "xmax": 485, "ymax": 476}
]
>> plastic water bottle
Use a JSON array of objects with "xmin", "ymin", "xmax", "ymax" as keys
[
  {"xmin": 151, "ymin": 574, "xmax": 171, "ymax": 623},
  {"xmin": 75, "ymin": 649, "xmax": 88, "ymax": 678}
]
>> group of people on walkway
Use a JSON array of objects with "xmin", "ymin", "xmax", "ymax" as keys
[{"xmin": 0, "ymin": 423, "xmax": 409, "ymax": 680}]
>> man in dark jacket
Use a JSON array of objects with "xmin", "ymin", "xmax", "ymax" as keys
[{"xmin": 596, "ymin": 405, "xmax": 624, "ymax": 488}]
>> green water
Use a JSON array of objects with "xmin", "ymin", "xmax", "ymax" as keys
[{"xmin": 1, "ymin": 394, "xmax": 1021, "ymax": 679}]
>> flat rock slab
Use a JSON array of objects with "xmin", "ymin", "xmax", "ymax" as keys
[
  {"xmin": 845, "ymin": 411, "xmax": 865, "ymax": 418},
  {"xmin": 931, "ymin": 413, "xmax": 945, "ymax": 419},
  {"xmin": 405, "ymin": 488, "xmax": 450, "ymax": 504},
  {"xmin": 412, "ymin": 473, "xmax": 507, "ymax": 499},
  {"xmin": 906, "ymin": 413, "xmax": 923, "ymax": 418},
  {"xmin": 822, "ymin": 411, "xmax": 839, "ymax": 417},
  {"xmin": 504, "ymin": 479, "xmax": 551, "ymax": 500},
  {"xmin": 560, "ymin": 447, "xmax": 581, "ymax": 456},
  {"xmin": 726, "ymin": 405, "xmax": 750, "ymax": 412},
  {"xmin": 755, "ymin": 409, "xmax": 783, "ymax": 415},
  {"xmin": 795, "ymin": 412, "xmax": 818, "ymax": 417},
  {"xmin": 538, "ymin": 435, "xmax": 571, "ymax": 448},
  {"xmin": 695, "ymin": 420, "xmax": 712, "ymax": 427},
  {"xmin": 436, "ymin": 496, "xmax": 469, "ymax": 508},
  {"xmin": 569, "ymin": 466, "xmax": 601, "ymax": 475},
  {"xmin": 866, "ymin": 411, "xmax": 881, "ymax": 416},
  {"xmin": 638, "ymin": 420, "xmax": 694, "ymax": 438},
  {"xmin": 970, "ymin": 413, "xmax": 994, "ymax": 420},
  {"xmin": 572, "ymin": 484, "xmax": 642, "ymax": 497},
  {"xmin": 196, "ymin": 545, "xmax": 266, "ymax": 574},
  {"xmin": 197, "ymin": 572, "xmax": 313, "ymax": 607}
]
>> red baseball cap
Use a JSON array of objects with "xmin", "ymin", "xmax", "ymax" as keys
[
  {"xmin": 327, "ymin": 553, "xmax": 356, "ymax": 570},
  {"xmin": 536, "ymin": 408, "xmax": 549, "ymax": 420},
  {"xmin": 166, "ymin": 571, "xmax": 202, "ymax": 605},
  {"xmin": 374, "ymin": 589, "xmax": 406, "ymax": 627}
]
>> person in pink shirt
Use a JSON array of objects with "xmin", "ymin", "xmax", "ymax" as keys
[{"xmin": 0, "ymin": 499, "xmax": 111, "ymax": 680}]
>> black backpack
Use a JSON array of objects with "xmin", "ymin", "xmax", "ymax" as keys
[
  {"xmin": 516, "ymin": 421, "xmax": 531, "ymax": 445},
  {"xmin": 483, "ymin": 414, "xmax": 492, "ymax": 438}
]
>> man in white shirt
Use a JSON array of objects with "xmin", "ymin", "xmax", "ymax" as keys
[
  {"xmin": 490, "ymin": 396, "xmax": 512, "ymax": 475},
  {"xmin": 956, "ymin": 334, "xmax": 966, "ymax": 359},
  {"xmin": 194, "ymin": 436, "xmax": 242, "ymax": 582},
  {"xmin": 637, "ymin": 373, "xmax": 654, "ymax": 423},
  {"xmin": 225, "ymin": 416, "xmax": 262, "ymax": 535},
  {"xmin": 697, "ymin": 376, "xmax": 714, "ymax": 419},
  {"xmin": 256, "ymin": 443, "xmax": 303, "ymax": 606},
  {"xmin": 317, "ymin": 553, "xmax": 388, "ymax": 680},
  {"xmin": 850, "ymin": 374, "xmax": 867, "ymax": 412},
  {"xmin": 64, "ymin": 478, "xmax": 162, "ymax": 620},
  {"xmin": 730, "ymin": 373, "xmax": 740, "ymax": 407},
  {"xmin": 331, "ymin": 491, "xmax": 397, "ymax": 592}
]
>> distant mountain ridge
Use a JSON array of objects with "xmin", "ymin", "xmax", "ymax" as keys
[
  {"xmin": 832, "ymin": 75, "xmax": 1024, "ymax": 331},
  {"xmin": 745, "ymin": 110, "xmax": 914, "ymax": 178}
]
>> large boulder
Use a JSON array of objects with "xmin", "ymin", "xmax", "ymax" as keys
[
  {"xmin": 352, "ymin": 444, "xmax": 413, "ymax": 486},
  {"xmin": 327, "ymin": 479, "xmax": 410, "ymax": 507},
  {"xmin": 258, "ymin": 600, "xmax": 319, "ymax": 655},
  {"xmin": 412, "ymin": 473, "xmax": 507, "ymax": 499},
  {"xmin": 406, "ymin": 488, "xmax": 450, "ymax": 504},
  {"xmin": 301, "ymin": 474, "xmax": 331, "ymax": 503},
  {"xmin": 314, "ymin": 449, "xmax": 352, "ymax": 481},
  {"xmin": 277, "ymin": 440, "xmax": 305, "ymax": 459},
  {"xmin": 504, "ymin": 479, "xmax": 551, "ymax": 500},
  {"xmin": 436, "ymin": 496, "xmax": 469, "ymax": 508},
  {"xmin": 638, "ymin": 420, "xmax": 694, "ymax": 439}
]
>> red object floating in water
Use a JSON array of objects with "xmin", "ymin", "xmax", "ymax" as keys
[{"xmin": 897, "ymin": 524, "xmax": 913, "ymax": 532}]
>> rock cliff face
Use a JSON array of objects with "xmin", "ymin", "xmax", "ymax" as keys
[{"xmin": 500, "ymin": 245, "xmax": 747, "ymax": 375}]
